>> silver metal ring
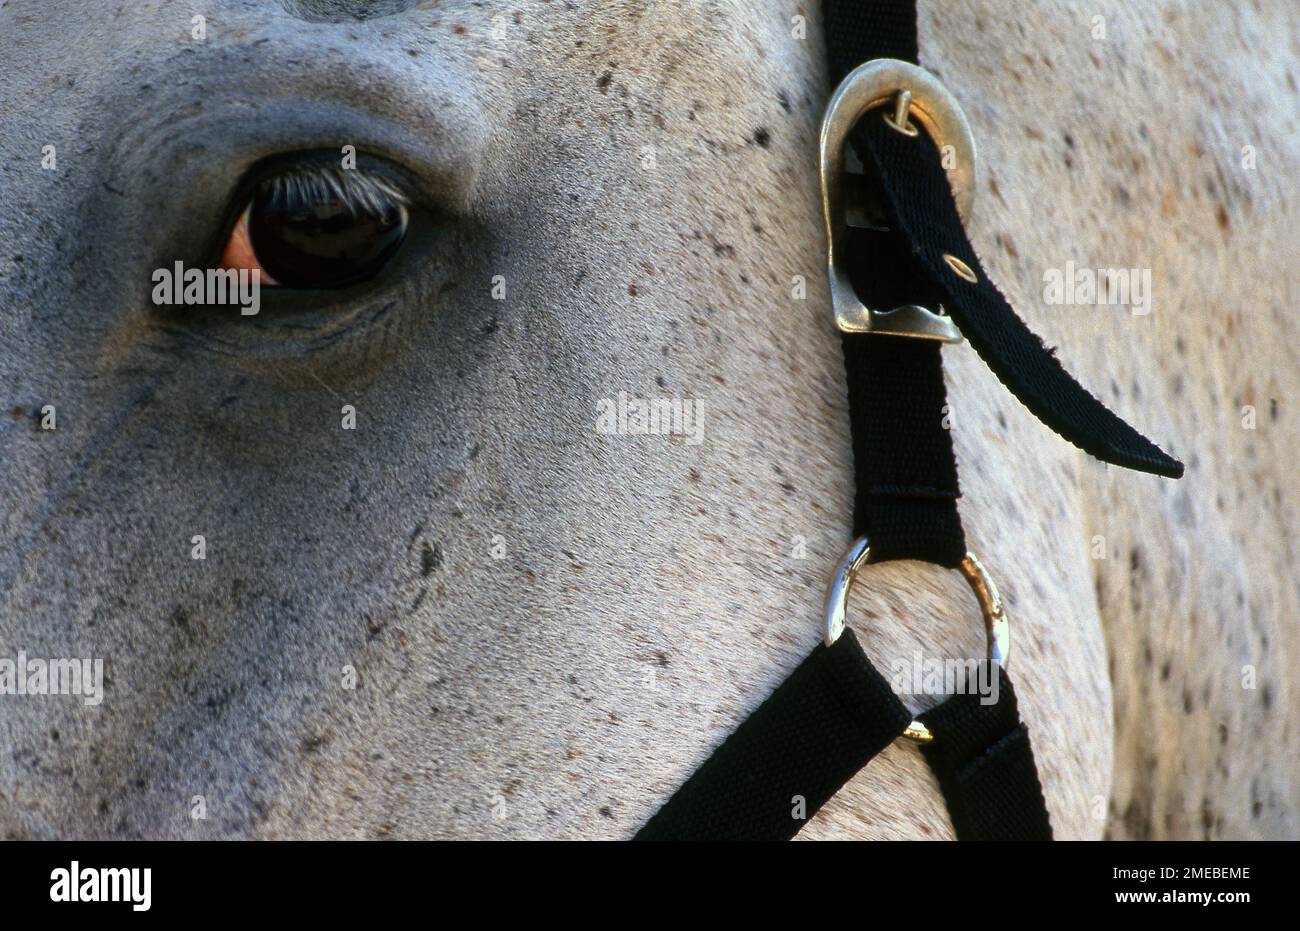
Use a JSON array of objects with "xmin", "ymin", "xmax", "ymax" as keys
[{"xmin": 823, "ymin": 536, "xmax": 1009, "ymax": 743}]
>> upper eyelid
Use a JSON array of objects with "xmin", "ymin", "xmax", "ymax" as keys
[
  {"xmin": 211, "ymin": 152, "xmax": 419, "ymax": 267},
  {"xmin": 257, "ymin": 163, "xmax": 411, "ymax": 216}
]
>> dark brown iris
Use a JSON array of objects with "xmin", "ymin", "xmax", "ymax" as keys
[{"xmin": 247, "ymin": 171, "xmax": 408, "ymax": 289}]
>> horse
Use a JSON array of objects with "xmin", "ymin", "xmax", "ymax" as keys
[{"xmin": 0, "ymin": 0, "xmax": 1294, "ymax": 839}]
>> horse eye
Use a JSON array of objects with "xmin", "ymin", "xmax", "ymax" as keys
[{"xmin": 218, "ymin": 165, "xmax": 409, "ymax": 289}]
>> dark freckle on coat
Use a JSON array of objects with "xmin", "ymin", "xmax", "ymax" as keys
[
  {"xmin": 1269, "ymin": 398, "xmax": 1278, "ymax": 421},
  {"xmin": 1160, "ymin": 661, "xmax": 1171, "ymax": 681},
  {"xmin": 420, "ymin": 541, "xmax": 443, "ymax": 577},
  {"xmin": 656, "ymin": 651, "xmax": 670, "ymax": 666},
  {"xmin": 599, "ymin": 806, "xmax": 614, "ymax": 819},
  {"xmin": 777, "ymin": 90, "xmax": 792, "ymax": 112},
  {"xmin": 452, "ymin": 24, "xmax": 466, "ymax": 35},
  {"xmin": 1260, "ymin": 684, "xmax": 1272, "ymax": 711},
  {"xmin": 596, "ymin": 71, "xmax": 612, "ymax": 93},
  {"xmin": 1216, "ymin": 204, "xmax": 1230, "ymax": 232},
  {"xmin": 688, "ymin": 468, "xmax": 700, "ymax": 482},
  {"xmin": 628, "ymin": 283, "xmax": 638, "ymax": 296},
  {"xmin": 996, "ymin": 411, "xmax": 1008, "ymax": 430},
  {"xmin": 1182, "ymin": 690, "xmax": 1194, "ymax": 713},
  {"xmin": 1218, "ymin": 723, "xmax": 1228, "ymax": 745},
  {"xmin": 1122, "ymin": 798, "xmax": 1152, "ymax": 840},
  {"xmin": 1129, "ymin": 547, "xmax": 1143, "ymax": 574},
  {"xmin": 752, "ymin": 127, "xmax": 771, "ymax": 147}
]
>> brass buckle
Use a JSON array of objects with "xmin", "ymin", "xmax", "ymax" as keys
[
  {"xmin": 823, "ymin": 536, "xmax": 1009, "ymax": 743},
  {"xmin": 820, "ymin": 59, "xmax": 977, "ymax": 342}
]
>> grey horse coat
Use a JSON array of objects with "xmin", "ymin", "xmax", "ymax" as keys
[{"xmin": 0, "ymin": 0, "xmax": 1295, "ymax": 839}]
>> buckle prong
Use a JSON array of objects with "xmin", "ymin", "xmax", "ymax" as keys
[{"xmin": 884, "ymin": 89, "xmax": 918, "ymax": 136}]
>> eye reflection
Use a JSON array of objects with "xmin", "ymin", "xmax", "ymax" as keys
[{"xmin": 218, "ymin": 164, "xmax": 409, "ymax": 289}]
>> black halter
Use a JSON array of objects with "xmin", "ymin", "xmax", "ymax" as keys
[{"xmin": 634, "ymin": 0, "xmax": 1182, "ymax": 841}]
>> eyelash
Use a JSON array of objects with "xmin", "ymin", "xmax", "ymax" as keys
[{"xmin": 255, "ymin": 164, "xmax": 410, "ymax": 218}]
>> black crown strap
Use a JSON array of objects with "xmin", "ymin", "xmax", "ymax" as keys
[{"xmin": 842, "ymin": 228, "xmax": 965, "ymax": 567}]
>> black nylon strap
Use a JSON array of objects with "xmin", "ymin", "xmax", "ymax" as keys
[
  {"xmin": 843, "ymin": 334, "xmax": 965, "ymax": 565},
  {"xmin": 825, "ymin": 0, "xmax": 918, "ymax": 70},
  {"xmin": 634, "ymin": 641, "xmax": 1054, "ymax": 840},
  {"xmin": 853, "ymin": 115, "xmax": 1182, "ymax": 477},
  {"xmin": 918, "ymin": 664, "xmax": 1054, "ymax": 840},
  {"xmin": 825, "ymin": 0, "xmax": 961, "ymax": 566},
  {"xmin": 842, "ymin": 225, "xmax": 965, "ymax": 565},
  {"xmin": 634, "ymin": 631, "xmax": 913, "ymax": 841},
  {"xmin": 825, "ymin": 0, "xmax": 1183, "ymax": 478}
]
